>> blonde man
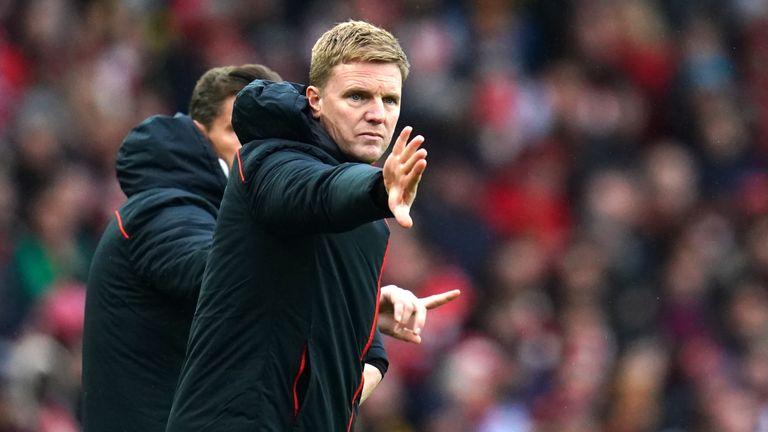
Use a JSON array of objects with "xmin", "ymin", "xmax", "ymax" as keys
[{"xmin": 166, "ymin": 21, "xmax": 457, "ymax": 431}]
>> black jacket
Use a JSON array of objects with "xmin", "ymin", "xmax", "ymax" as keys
[
  {"xmin": 81, "ymin": 114, "xmax": 230, "ymax": 431},
  {"xmin": 166, "ymin": 80, "xmax": 393, "ymax": 432}
]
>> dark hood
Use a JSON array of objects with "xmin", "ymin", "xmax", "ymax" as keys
[
  {"xmin": 232, "ymin": 80, "xmax": 350, "ymax": 162},
  {"xmin": 116, "ymin": 113, "xmax": 228, "ymax": 208}
]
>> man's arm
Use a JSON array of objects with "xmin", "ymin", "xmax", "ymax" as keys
[
  {"xmin": 360, "ymin": 328, "xmax": 388, "ymax": 404},
  {"xmin": 361, "ymin": 363, "xmax": 383, "ymax": 404},
  {"xmin": 128, "ymin": 203, "xmax": 215, "ymax": 299},
  {"xmin": 245, "ymin": 151, "xmax": 391, "ymax": 233},
  {"xmin": 242, "ymin": 124, "xmax": 427, "ymax": 233}
]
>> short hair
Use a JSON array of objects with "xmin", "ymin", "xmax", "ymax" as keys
[
  {"xmin": 309, "ymin": 20, "xmax": 410, "ymax": 88},
  {"xmin": 189, "ymin": 64, "xmax": 282, "ymax": 128}
]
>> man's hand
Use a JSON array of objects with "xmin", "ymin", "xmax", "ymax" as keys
[
  {"xmin": 378, "ymin": 285, "xmax": 461, "ymax": 344},
  {"xmin": 382, "ymin": 126, "xmax": 427, "ymax": 229}
]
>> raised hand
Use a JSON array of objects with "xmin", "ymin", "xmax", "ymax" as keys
[
  {"xmin": 378, "ymin": 285, "xmax": 461, "ymax": 344},
  {"xmin": 382, "ymin": 126, "xmax": 428, "ymax": 228}
]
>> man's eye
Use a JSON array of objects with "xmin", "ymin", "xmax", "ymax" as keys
[
  {"xmin": 349, "ymin": 94, "xmax": 362, "ymax": 101},
  {"xmin": 383, "ymin": 97, "xmax": 398, "ymax": 105}
]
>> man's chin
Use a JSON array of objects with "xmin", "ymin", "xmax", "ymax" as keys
[
  {"xmin": 346, "ymin": 145, "xmax": 386, "ymax": 164},
  {"xmin": 356, "ymin": 154, "xmax": 383, "ymax": 164}
]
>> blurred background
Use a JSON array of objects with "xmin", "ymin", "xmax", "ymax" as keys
[{"xmin": 1, "ymin": 0, "xmax": 768, "ymax": 431}]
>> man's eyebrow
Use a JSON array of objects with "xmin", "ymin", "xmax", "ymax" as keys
[
  {"xmin": 343, "ymin": 87, "xmax": 369, "ymax": 94},
  {"xmin": 341, "ymin": 83, "xmax": 376, "ymax": 93},
  {"xmin": 341, "ymin": 86, "xmax": 401, "ymax": 101}
]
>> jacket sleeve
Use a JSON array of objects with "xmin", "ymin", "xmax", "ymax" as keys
[
  {"xmin": 244, "ymin": 150, "xmax": 391, "ymax": 233},
  {"xmin": 363, "ymin": 328, "xmax": 389, "ymax": 378},
  {"xmin": 128, "ymin": 204, "xmax": 215, "ymax": 300}
]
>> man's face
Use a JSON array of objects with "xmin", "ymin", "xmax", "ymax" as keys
[
  {"xmin": 307, "ymin": 62, "xmax": 402, "ymax": 163},
  {"xmin": 198, "ymin": 95, "xmax": 240, "ymax": 167}
]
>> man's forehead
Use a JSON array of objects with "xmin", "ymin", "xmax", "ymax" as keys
[{"xmin": 327, "ymin": 62, "xmax": 402, "ymax": 90}]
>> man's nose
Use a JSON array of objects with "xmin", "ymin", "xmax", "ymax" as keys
[{"xmin": 364, "ymin": 99, "xmax": 385, "ymax": 123}]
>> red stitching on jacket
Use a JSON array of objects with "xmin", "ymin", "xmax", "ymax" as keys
[
  {"xmin": 236, "ymin": 148, "xmax": 245, "ymax": 183},
  {"xmin": 115, "ymin": 210, "xmax": 130, "ymax": 239},
  {"xmin": 349, "ymin": 239, "xmax": 389, "ymax": 431},
  {"xmin": 346, "ymin": 373, "xmax": 365, "ymax": 432},
  {"xmin": 292, "ymin": 344, "xmax": 308, "ymax": 417},
  {"xmin": 360, "ymin": 240, "xmax": 389, "ymax": 360}
]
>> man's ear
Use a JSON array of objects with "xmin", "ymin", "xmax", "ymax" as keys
[
  {"xmin": 306, "ymin": 86, "xmax": 322, "ymax": 119},
  {"xmin": 193, "ymin": 119, "xmax": 208, "ymax": 135}
]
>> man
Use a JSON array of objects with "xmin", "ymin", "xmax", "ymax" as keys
[
  {"xmin": 81, "ymin": 64, "xmax": 282, "ymax": 431},
  {"xmin": 166, "ymin": 20, "xmax": 440, "ymax": 431},
  {"xmin": 81, "ymin": 61, "xmax": 447, "ymax": 432}
]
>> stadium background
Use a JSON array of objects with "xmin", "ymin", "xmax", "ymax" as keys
[{"xmin": 1, "ymin": 0, "xmax": 768, "ymax": 430}]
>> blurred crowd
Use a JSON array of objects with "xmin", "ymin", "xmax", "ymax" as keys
[{"xmin": 1, "ymin": 0, "xmax": 768, "ymax": 431}]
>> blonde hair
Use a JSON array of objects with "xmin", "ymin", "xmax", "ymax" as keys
[{"xmin": 309, "ymin": 20, "xmax": 410, "ymax": 87}]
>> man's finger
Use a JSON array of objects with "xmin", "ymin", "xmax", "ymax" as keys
[
  {"xmin": 421, "ymin": 289, "xmax": 462, "ymax": 310},
  {"xmin": 393, "ymin": 301, "xmax": 404, "ymax": 322},
  {"xmin": 398, "ymin": 300, "xmax": 415, "ymax": 327},
  {"xmin": 401, "ymin": 148, "xmax": 428, "ymax": 176},
  {"xmin": 406, "ymin": 333, "xmax": 422, "ymax": 344},
  {"xmin": 392, "ymin": 126, "xmax": 412, "ymax": 156},
  {"xmin": 400, "ymin": 134, "xmax": 425, "ymax": 161},
  {"xmin": 394, "ymin": 207, "xmax": 413, "ymax": 229},
  {"xmin": 393, "ymin": 328, "xmax": 422, "ymax": 344},
  {"xmin": 411, "ymin": 303, "xmax": 427, "ymax": 335},
  {"xmin": 403, "ymin": 160, "xmax": 427, "ymax": 191},
  {"xmin": 378, "ymin": 285, "xmax": 397, "ymax": 313}
]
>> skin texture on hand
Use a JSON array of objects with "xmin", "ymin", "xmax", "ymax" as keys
[
  {"xmin": 377, "ymin": 285, "xmax": 461, "ymax": 344},
  {"xmin": 382, "ymin": 127, "xmax": 427, "ymax": 228}
]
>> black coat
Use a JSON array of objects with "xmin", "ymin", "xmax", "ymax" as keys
[
  {"xmin": 82, "ymin": 113, "xmax": 227, "ymax": 431},
  {"xmin": 166, "ymin": 80, "xmax": 393, "ymax": 432}
]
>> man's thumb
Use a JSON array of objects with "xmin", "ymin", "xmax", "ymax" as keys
[{"xmin": 395, "ymin": 207, "xmax": 413, "ymax": 229}]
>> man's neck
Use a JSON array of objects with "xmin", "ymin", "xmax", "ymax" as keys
[{"xmin": 218, "ymin": 158, "xmax": 230, "ymax": 178}]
